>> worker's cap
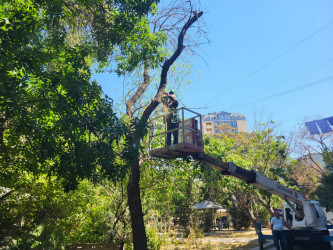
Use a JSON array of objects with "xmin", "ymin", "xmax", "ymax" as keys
[
  {"xmin": 169, "ymin": 91, "xmax": 174, "ymax": 94},
  {"xmin": 274, "ymin": 210, "xmax": 282, "ymax": 216}
]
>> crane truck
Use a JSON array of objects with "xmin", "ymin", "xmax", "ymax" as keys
[
  {"xmin": 193, "ymin": 154, "xmax": 331, "ymax": 249},
  {"xmin": 150, "ymin": 107, "xmax": 332, "ymax": 249}
]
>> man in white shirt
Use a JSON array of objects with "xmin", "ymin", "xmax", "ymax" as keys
[{"xmin": 270, "ymin": 211, "xmax": 291, "ymax": 250}]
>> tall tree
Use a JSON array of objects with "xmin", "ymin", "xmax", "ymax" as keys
[
  {"xmin": 0, "ymin": 0, "xmax": 206, "ymax": 248},
  {"xmin": 0, "ymin": 0, "xmax": 164, "ymax": 247},
  {"xmin": 118, "ymin": 1, "xmax": 205, "ymax": 247},
  {"xmin": 0, "ymin": 0, "xmax": 162, "ymax": 189},
  {"xmin": 292, "ymin": 119, "xmax": 333, "ymax": 209},
  {"xmin": 312, "ymin": 148, "xmax": 333, "ymax": 211}
]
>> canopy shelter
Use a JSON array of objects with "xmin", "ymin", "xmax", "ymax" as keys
[
  {"xmin": 192, "ymin": 201, "xmax": 229, "ymax": 231},
  {"xmin": 192, "ymin": 200, "xmax": 224, "ymax": 210}
]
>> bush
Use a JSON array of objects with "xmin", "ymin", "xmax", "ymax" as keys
[
  {"xmin": 146, "ymin": 227, "xmax": 166, "ymax": 250},
  {"xmin": 229, "ymin": 207, "xmax": 252, "ymax": 230}
]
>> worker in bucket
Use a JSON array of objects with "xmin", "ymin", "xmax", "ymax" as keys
[{"xmin": 161, "ymin": 91, "xmax": 180, "ymax": 146}]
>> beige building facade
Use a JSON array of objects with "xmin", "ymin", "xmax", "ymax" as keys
[{"xmin": 202, "ymin": 111, "xmax": 247, "ymax": 135}]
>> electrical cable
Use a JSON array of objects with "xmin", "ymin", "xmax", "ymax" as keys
[
  {"xmin": 182, "ymin": 102, "xmax": 220, "ymax": 110},
  {"xmin": 204, "ymin": 19, "xmax": 333, "ymax": 106},
  {"xmin": 228, "ymin": 76, "xmax": 333, "ymax": 111},
  {"xmin": 225, "ymin": 57, "xmax": 333, "ymax": 110}
]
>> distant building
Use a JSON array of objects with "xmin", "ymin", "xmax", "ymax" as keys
[
  {"xmin": 202, "ymin": 111, "xmax": 247, "ymax": 135},
  {"xmin": 298, "ymin": 153, "xmax": 326, "ymax": 169}
]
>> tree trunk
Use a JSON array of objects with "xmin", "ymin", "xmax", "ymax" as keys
[
  {"xmin": 125, "ymin": 11, "xmax": 203, "ymax": 249},
  {"xmin": 247, "ymin": 200, "xmax": 258, "ymax": 228},
  {"xmin": 127, "ymin": 156, "xmax": 147, "ymax": 249}
]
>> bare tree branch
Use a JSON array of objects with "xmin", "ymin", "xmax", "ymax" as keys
[
  {"xmin": 126, "ymin": 65, "xmax": 150, "ymax": 117},
  {"xmin": 141, "ymin": 11, "xmax": 203, "ymax": 124}
]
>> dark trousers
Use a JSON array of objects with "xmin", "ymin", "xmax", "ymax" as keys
[
  {"xmin": 166, "ymin": 120, "xmax": 179, "ymax": 146},
  {"xmin": 273, "ymin": 230, "xmax": 288, "ymax": 250}
]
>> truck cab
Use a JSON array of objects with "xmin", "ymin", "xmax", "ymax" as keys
[{"xmin": 284, "ymin": 200, "xmax": 327, "ymax": 229}]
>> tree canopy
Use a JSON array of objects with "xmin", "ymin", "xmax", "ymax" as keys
[
  {"xmin": 0, "ymin": 0, "xmax": 164, "ymax": 190},
  {"xmin": 202, "ymin": 125, "xmax": 298, "ymax": 227},
  {"xmin": 3, "ymin": 1, "xmax": 330, "ymax": 249},
  {"xmin": 0, "ymin": 0, "xmax": 205, "ymax": 248}
]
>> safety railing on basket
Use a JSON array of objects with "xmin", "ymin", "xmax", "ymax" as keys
[{"xmin": 149, "ymin": 107, "xmax": 204, "ymax": 149}]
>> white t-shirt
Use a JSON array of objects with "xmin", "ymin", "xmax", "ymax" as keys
[{"xmin": 271, "ymin": 216, "xmax": 284, "ymax": 231}]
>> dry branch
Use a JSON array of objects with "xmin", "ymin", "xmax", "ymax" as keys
[{"xmin": 141, "ymin": 11, "xmax": 203, "ymax": 124}]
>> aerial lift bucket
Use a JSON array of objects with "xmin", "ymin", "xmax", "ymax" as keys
[{"xmin": 149, "ymin": 107, "xmax": 204, "ymax": 159}]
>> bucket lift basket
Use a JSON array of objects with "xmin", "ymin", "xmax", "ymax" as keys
[{"xmin": 149, "ymin": 107, "xmax": 204, "ymax": 159}]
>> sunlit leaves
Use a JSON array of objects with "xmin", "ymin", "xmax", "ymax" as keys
[
  {"xmin": 202, "ymin": 129, "xmax": 297, "ymax": 223},
  {"xmin": 0, "ymin": 0, "xmax": 161, "ymax": 191},
  {"xmin": 115, "ymin": 17, "xmax": 167, "ymax": 75},
  {"xmin": 312, "ymin": 149, "xmax": 333, "ymax": 211}
]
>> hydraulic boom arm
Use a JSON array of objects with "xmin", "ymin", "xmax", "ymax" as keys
[{"xmin": 194, "ymin": 154, "xmax": 306, "ymax": 204}]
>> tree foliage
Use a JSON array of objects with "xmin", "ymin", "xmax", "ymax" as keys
[
  {"xmin": 0, "ymin": 0, "xmax": 210, "ymax": 248},
  {"xmin": 312, "ymin": 148, "xmax": 333, "ymax": 211},
  {"xmin": 120, "ymin": 2, "xmax": 204, "ymax": 247},
  {"xmin": 0, "ymin": 176, "xmax": 127, "ymax": 249},
  {"xmin": 0, "ymin": 0, "xmax": 164, "ymax": 248},
  {"xmin": 0, "ymin": 0, "xmax": 165, "ymax": 190},
  {"xmin": 293, "ymin": 120, "xmax": 333, "ymax": 211},
  {"xmin": 202, "ymin": 125, "xmax": 298, "ymax": 227}
]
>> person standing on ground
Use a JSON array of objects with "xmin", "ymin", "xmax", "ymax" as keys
[{"xmin": 270, "ymin": 211, "xmax": 291, "ymax": 250}]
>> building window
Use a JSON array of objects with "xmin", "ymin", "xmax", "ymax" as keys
[
  {"xmin": 206, "ymin": 128, "xmax": 213, "ymax": 132},
  {"xmin": 206, "ymin": 122, "xmax": 212, "ymax": 126}
]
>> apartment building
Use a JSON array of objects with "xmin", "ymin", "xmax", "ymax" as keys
[{"xmin": 202, "ymin": 111, "xmax": 247, "ymax": 135}]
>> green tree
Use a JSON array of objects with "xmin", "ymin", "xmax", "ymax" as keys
[
  {"xmin": 203, "ymin": 125, "xmax": 297, "ymax": 227},
  {"xmin": 1, "ymin": 176, "xmax": 103, "ymax": 248},
  {"xmin": 140, "ymin": 156, "xmax": 201, "ymax": 239},
  {"xmin": 312, "ymin": 148, "xmax": 333, "ymax": 211},
  {"xmin": 0, "ymin": 0, "xmax": 206, "ymax": 248},
  {"xmin": 293, "ymin": 119, "xmax": 333, "ymax": 210},
  {"xmin": 0, "ymin": 0, "xmax": 163, "ymax": 190},
  {"xmin": 229, "ymin": 206, "xmax": 252, "ymax": 231},
  {"xmin": 0, "ymin": 0, "xmax": 165, "ymax": 248},
  {"xmin": 170, "ymin": 168, "xmax": 195, "ymax": 236},
  {"xmin": 120, "ymin": 5, "xmax": 204, "ymax": 248}
]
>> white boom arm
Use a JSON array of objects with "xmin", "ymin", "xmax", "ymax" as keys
[
  {"xmin": 194, "ymin": 154, "xmax": 327, "ymax": 228},
  {"xmin": 250, "ymin": 170, "xmax": 306, "ymax": 204},
  {"xmin": 196, "ymin": 154, "xmax": 306, "ymax": 204}
]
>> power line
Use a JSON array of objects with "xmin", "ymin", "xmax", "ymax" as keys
[
  {"xmin": 188, "ymin": 58, "xmax": 333, "ymax": 112},
  {"xmin": 205, "ymin": 19, "xmax": 333, "ymax": 106},
  {"xmin": 184, "ymin": 102, "xmax": 219, "ymax": 110},
  {"xmin": 226, "ymin": 57, "xmax": 333, "ymax": 110},
  {"xmin": 229, "ymin": 76, "xmax": 333, "ymax": 110}
]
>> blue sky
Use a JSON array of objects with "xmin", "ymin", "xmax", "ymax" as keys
[{"xmin": 94, "ymin": 0, "xmax": 333, "ymax": 135}]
